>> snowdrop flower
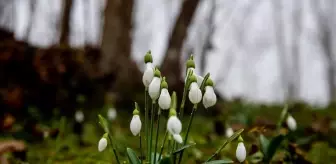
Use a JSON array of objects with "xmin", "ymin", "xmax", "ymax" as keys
[
  {"xmin": 148, "ymin": 68, "xmax": 161, "ymax": 101},
  {"xmin": 98, "ymin": 133, "xmax": 108, "ymax": 152},
  {"xmin": 286, "ymin": 114, "xmax": 297, "ymax": 131},
  {"xmin": 130, "ymin": 107, "xmax": 142, "ymax": 136},
  {"xmin": 202, "ymin": 78, "xmax": 217, "ymax": 108},
  {"xmin": 75, "ymin": 110, "xmax": 84, "ymax": 123},
  {"xmin": 107, "ymin": 108, "xmax": 117, "ymax": 121},
  {"xmin": 167, "ymin": 109, "xmax": 183, "ymax": 143},
  {"xmin": 236, "ymin": 136, "xmax": 246, "ymax": 163},
  {"xmin": 158, "ymin": 77, "xmax": 171, "ymax": 110},
  {"xmin": 188, "ymin": 75, "xmax": 202, "ymax": 104},
  {"xmin": 225, "ymin": 127, "xmax": 234, "ymax": 138},
  {"xmin": 142, "ymin": 51, "xmax": 154, "ymax": 87},
  {"xmin": 184, "ymin": 56, "xmax": 204, "ymax": 86}
]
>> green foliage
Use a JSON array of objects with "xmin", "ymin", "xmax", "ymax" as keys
[{"xmin": 127, "ymin": 148, "xmax": 141, "ymax": 164}]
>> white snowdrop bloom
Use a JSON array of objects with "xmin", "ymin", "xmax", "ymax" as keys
[
  {"xmin": 225, "ymin": 127, "xmax": 234, "ymax": 138},
  {"xmin": 159, "ymin": 88, "xmax": 171, "ymax": 110},
  {"xmin": 98, "ymin": 137, "xmax": 108, "ymax": 152},
  {"xmin": 167, "ymin": 116, "xmax": 182, "ymax": 136},
  {"xmin": 148, "ymin": 71, "xmax": 161, "ymax": 101},
  {"xmin": 236, "ymin": 142, "xmax": 246, "ymax": 162},
  {"xmin": 43, "ymin": 131, "xmax": 49, "ymax": 139},
  {"xmin": 188, "ymin": 82, "xmax": 202, "ymax": 104},
  {"xmin": 203, "ymin": 86, "xmax": 217, "ymax": 108},
  {"xmin": 107, "ymin": 108, "xmax": 117, "ymax": 121},
  {"xmin": 173, "ymin": 134, "xmax": 183, "ymax": 144},
  {"xmin": 286, "ymin": 115, "xmax": 297, "ymax": 131},
  {"xmin": 130, "ymin": 115, "xmax": 142, "ymax": 136},
  {"xmin": 75, "ymin": 110, "xmax": 84, "ymax": 123},
  {"xmin": 142, "ymin": 63, "xmax": 154, "ymax": 87}
]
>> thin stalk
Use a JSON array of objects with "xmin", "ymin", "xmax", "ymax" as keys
[
  {"xmin": 167, "ymin": 136, "xmax": 172, "ymax": 153},
  {"xmin": 108, "ymin": 135, "xmax": 120, "ymax": 164},
  {"xmin": 145, "ymin": 88, "xmax": 149, "ymax": 159},
  {"xmin": 179, "ymin": 72, "xmax": 192, "ymax": 119},
  {"xmin": 158, "ymin": 131, "xmax": 168, "ymax": 160},
  {"xmin": 153, "ymin": 109, "xmax": 162, "ymax": 163},
  {"xmin": 177, "ymin": 105, "xmax": 197, "ymax": 164},
  {"xmin": 140, "ymin": 135, "xmax": 143, "ymax": 164},
  {"xmin": 149, "ymin": 102, "xmax": 156, "ymax": 162},
  {"xmin": 172, "ymin": 141, "xmax": 177, "ymax": 164}
]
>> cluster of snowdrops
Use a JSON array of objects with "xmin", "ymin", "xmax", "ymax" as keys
[{"xmin": 95, "ymin": 51, "xmax": 298, "ymax": 164}]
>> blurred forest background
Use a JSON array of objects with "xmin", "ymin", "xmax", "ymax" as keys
[{"xmin": 1, "ymin": 0, "xmax": 336, "ymax": 121}]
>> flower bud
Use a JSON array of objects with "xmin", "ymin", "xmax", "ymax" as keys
[
  {"xmin": 158, "ymin": 77, "xmax": 171, "ymax": 110},
  {"xmin": 107, "ymin": 108, "xmax": 117, "ymax": 121},
  {"xmin": 75, "ymin": 110, "xmax": 84, "ymax": 123},
  {"xmin": 173, "ymin": 134, "xmax": 183, "ymax": 144},
  {"xmin": 225, "ymin": 127, "xmax": 234, "ymax": 138},
  {"xmin": 203, "ymin": 86, "xmax": 217, "ymax": 108},
  {"xmin": 188, "ymin": 82, "xmax": 202, "ymax": 104},
  {"xmin": 142, "ymin": 63, "xmax": 154, "ymax": 87},
  {"xmin": 130, "ymin": 108, "xmax": 142, "ymax": 136},
  {"xmin": 236, "ymin": 142, "xmax": 246, "ymax": 162},
  {"xmin": 98, "ymin": 133, "xmax": 108, "ymax": 152},
  {"xmin": 144, "ymin": 50, "xmax": 153, "ymax": 63},
  {"xmin": 148, "ymin": 70, "xmax": 161, "ymax": 101},
  {"xmin": 286, "ymin": 115, "xmax": 297, "ymax": 131},
  {"xmin": 167, "ymin": 116, "xmax": 182, "ymax": 136}
]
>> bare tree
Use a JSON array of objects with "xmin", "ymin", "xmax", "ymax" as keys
[{"xmin": 161, "ymin": 0, "xmax": 201, "ymax": 90}]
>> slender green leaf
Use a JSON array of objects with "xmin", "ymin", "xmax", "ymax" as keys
[
  {"xmin": 151, "ymin": 152, "xmax": 161, "ymax": 163},
  {"xmin": 259, "ymin": 134, "xmax": 270, "ymax": 156},
  {"xmin": 203, "ymin": 158, "xmax": 234, "ymax": 164},
  {"xmin": 126, "ymin": 148, "xmax": 141, "ymax": 164},
  {"xmin": 98, "ymin": 114, "xmax": 109, "ymax": 133},
  {"xmin": 265, "ymin": 135, "xmax": 286, "ymax": 161},
  {"xmin": 159, "ymin": 156, "xmax": 172, "ymax": 164},
  {"xmin": 172, "ymin": 143, "xmax": 196, "ymax": 155}
]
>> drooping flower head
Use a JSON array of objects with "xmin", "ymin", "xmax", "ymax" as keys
[
  {"xmin": 158, "ymin": 77, "xmax": 171, "ymax": 110},
  {"xmin": 185, "ymin": 55, "xmax": 204, "ymax": 86},
  {"xmin": 286, "ymin": 114, "xmax": 297, "ymax": 131},
  {"xmin": 167, "ymin": 108, "xmax": 183, "ymax": 143},
  {"xmin": 98, "ymin": 133, "xmax": 108, "ymax": 152},
  {"xmin": 202, "ymin": 77, "xmax": 217, "ymax": 108},
  {"xmin": 75, "ymin": 110, "xmax": 84, "ymax": 123},
  {"xmin": 236, "ymin": 136, "xmax": 246, "ymax": 163},
  {"xmin": 143, "ymin": 51, "xmax": 155, "ymax": 87},
  {"xmin": 107, "ymin": 107, "xmax": 117, "ymax": 121},
  {"xmin": 130, "ymin": 102, "xmax": 142, "ymax": 136},
  {"xmin": 148, "ymin": 68, "xmax": 161, "ymax": 101},
  {"xmin": 188, "ymin": 74, "xmax": 202, "ymax": 104}
]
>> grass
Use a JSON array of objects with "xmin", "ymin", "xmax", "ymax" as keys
[{"xmin": 3, "ymin": 102, "xmax": 336, "ymax": 164}]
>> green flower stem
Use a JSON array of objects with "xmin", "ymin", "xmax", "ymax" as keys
[
  {"xmin": 177, "ymin": 105, "xmax": 197, "ymax": 164},
  {"xmin": 172, "ymin": 141, "xmax": 177, "ymax": 164},
  {"xmin": 158, "ymin": 131, "xmax": 168, "ymax": 160},
  {"xmin": 108, "ymin": 134, "xmax": 120, "ymax": 164},
  {"xmin": 179, "ymin": 71, "xmax": 192, "ymax": 119},
  {"xmin": 149, "ymin": 102, "xmax": 156, "ymax": 162},
  {"xmin": 153, "ymin": 108, "xmax": 162, "ymax": 164},
  {"xmin": 145, "ymin": 88, "xmax": 149, "ymax": 159},
  {"xmin": 140, "ymin": 135, "xmax": 143, "ymax": 164},
  {"xmin": 167, "ymin": 136, "xmax": 172, "ymax": 153}
]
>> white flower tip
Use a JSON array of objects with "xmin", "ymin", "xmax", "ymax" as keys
[
  {"xmin": 173, "ymin": 134, "xmax": 183, "ymax": 144},
  {"xmin": 203, "ymin": 86, "xmax": 217, "ymax": 108},
  {"xmin": 107, "ymin": 108, "xmax": 117, "ymax": 121},
  {"xmin": 130, "ymin": 115, "xmax": 142, "ymax": 136},
  {"xmin": 75, "ymin": 110, "xmax": 84, "ymax": 123},
  {"xmin": 148, "ymin": 77, "xmax": 161, "ymax": 100},
  {"xmin": 236, "ymin": 142, "xmax": 246, "ymax": 162},
  {"xmin": 98, "ymin": 138, "xmax": 108, "ymax": 152},
  {"xmin": 158, "ymin": 89, "xmax": 171, "ymax": 110},
  {"xmin": 167, "ymin": 116, "xmax": 182, "ymax": 135},
  {"xmin": 142, "ymin": 64, "xmax": 154, "ymax": 87},
  {"xmin": 286, "ymin": 115, "xmax": 297, "ymax": 131},
  {"xmin": 188, "ymin": 83, "xmax": 202, "ymax": 104},
  {"xmin": 225, "ymin": 128, "xmax": 234, "ymax": 138}
]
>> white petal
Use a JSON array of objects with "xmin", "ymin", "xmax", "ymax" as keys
[
  {"xmin": 130, "ymin": 115, "xmax": 142, "ymax": 136},
  {"xmin": 188, "ymin": 82, "xmax": 202, "ymax": 104},
  {"xmin": 98, "ymin": 138, "xmax": 108, "ymax": 152},
  {"xmin": 75, "ymin": 110, "xmax": 84, "ymax": 123},
  {"xmin": 225, "ymin": 127, "xmax": 234, "ymax": 138},
  {"xmin": 158, "ymin": 89, "xmax": 171, "ymax": 110},
  {"xmin": 167, "ymin": 116, "xmax": 182, "ymax": 135},
  {"xmin": 173, "ymin": 134, "xmax": 183, "ymax": 143},
  {"xmin": 236, "ymin": 142, "xmax": 246, "ymax": 162},
  {"xmin": 142, "ymin": 63, "xmax": 154, "ymax": 87},
  {"xmin": 107, "ymin": 108, "xmax": 117, "ymax": 121},
  {"xmin": 286, "ymin": 115, "xmax": 297, "ymax": 131},
  {"xmin": 202, "ymin": 86, "xmax": 217, "ymax": 108},
  {"xmin": 148, "ymin": 77, "xmax": 161, "ymax": 100}
]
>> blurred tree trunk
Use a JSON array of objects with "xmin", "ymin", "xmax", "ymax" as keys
[{"xmin": 161, "ymin": 0, "xmax": 201, "ymax": 91}]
